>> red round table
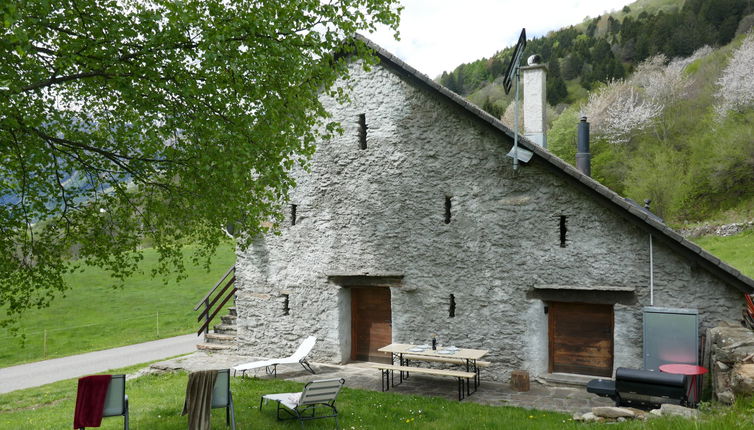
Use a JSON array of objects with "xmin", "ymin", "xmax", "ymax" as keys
[{"xmin": 659, "ymin": 364, "xmax": 708, "ymax": 405}]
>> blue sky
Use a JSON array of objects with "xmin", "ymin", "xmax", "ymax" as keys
[{"xmin": 369, "ymin": 0, "xmax": 634, "ymax": 78}]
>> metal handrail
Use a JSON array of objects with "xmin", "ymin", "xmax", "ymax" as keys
[
  {"xmin": 194, "ymin": 265, "xmax": 236, "ymax": 336},
  {"xmin": 197, "ymin": 288, "xmax": 236, "ymax": 336},
  {"xmin": 194, "ymin": 265, "xmax": 236, "ymax": 311},
  {"xmin": 196, "ymin": 276, "xmax": 236, "ymax": 322}
]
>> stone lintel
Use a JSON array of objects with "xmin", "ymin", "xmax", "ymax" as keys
[
  {"xmin": 249, "ymin": 293, "xmax": 271, "ymax": 299},
  {"xmin": 528, "ymin": 285, "xmax": 637, "ymax": 306},
  {"xmin": 327, "ymin": 273, "xmax": 404, "ymax": 288},
  {"xmin": 534, "ymin": 284, "xmax": 635, "ymax": 292}
]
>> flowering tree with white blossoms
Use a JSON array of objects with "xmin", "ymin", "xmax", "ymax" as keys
[
  {"xmin": 634, "ymin": 47, "xmax": 711, "ymax": 104},
  {"xmin": 584, "ymin": 79, "xmax": 662, "ymax": 144},
  {"xmin": 716, "ymin": 33, "xmax": 754, "ymax": 117},
  {"xmin": 584, "ymin": 47, "xmax": 712, "ymax": 144}
]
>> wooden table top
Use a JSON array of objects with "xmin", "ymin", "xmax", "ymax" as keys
[{"xmin": 378, "ymin": 343, "xmax": 488, "ymax": 360}]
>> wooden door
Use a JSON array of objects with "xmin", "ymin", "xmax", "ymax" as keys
[
  {"xmin": 351, "ymin": 287, "xmax": 392, "ymax": 363},
  {"xmin": 548, "ymin": 302, "xmax": 614, "ymax": 377}
]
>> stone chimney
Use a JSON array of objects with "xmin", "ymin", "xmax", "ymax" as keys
[{"xmin": 521, "ymin": 55, "xmax": 547, "ymax": 148}]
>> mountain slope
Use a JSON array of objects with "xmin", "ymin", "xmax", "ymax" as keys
[{"xmin": 439, "ymin": 0, "xmax": 754, "ymax": 226}]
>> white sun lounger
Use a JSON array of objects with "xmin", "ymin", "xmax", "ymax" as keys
[{"xmin": 233, "ymin": 336, "xmax": 317, "ymax": 377}]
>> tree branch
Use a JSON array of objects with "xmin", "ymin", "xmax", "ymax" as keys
[
  {"xmin": 21, "ymin": 71, "xmax": 113, "ymax": 92},
  {"xmin": 9, "ymin": 131, "xmax": 35, "ymax": 266},
  {"xmin": 48, "ymin": 148, "xmax": 74, "ymax": 235},
  {"xmin": 29, "ymin": 125, "xmax": 173, "ymax": 165}
]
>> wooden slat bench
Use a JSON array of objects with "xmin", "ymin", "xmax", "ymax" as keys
[
  {"xmin": 401, "ymin": 355, "xmax": 490, "ymax": 387},
  {"xmin": 374, "ymin": 364, "xmax": 477, "ymax": 400},
  {"xmin": 401, "ymin": 355, "xmax": 491, "ymax": 367}
]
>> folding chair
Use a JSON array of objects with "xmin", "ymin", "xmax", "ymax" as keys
[
  {"xmin": 259, "ymin": 378, "xmax": 345, "ymax": 429},
  {"xmin": 212, "ymin": 369, "xmax": 236, "ymax": 430},
  {"xmin": 76, "ymin": 374, "xmax": 129, "ymax": 430},
  {"xmin": 234, "ymin": 336, "xmax": 317, "ymax": 377}
]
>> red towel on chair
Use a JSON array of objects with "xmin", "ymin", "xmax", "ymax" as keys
[{"xmin": 73, "ymin": 375, "xmax": 112, "ymax": 428}]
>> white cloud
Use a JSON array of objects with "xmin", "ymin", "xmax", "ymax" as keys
[{"xmin": 369, "ymin": 0, "xmax": 634, "ymax": 78}]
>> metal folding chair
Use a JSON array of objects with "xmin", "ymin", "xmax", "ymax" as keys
[
  {"xmin": 212, "ymin": 369, "xmax": 236, "ymax": 429},
  {"xmin": 76, "ymin": 374, "xmax": 129, "ymax": 430},
  {"xmin": 260, "ymin": 378, "xmax": 345, "ymax": 429}
]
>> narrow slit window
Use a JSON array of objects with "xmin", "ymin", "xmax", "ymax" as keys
[
  {"xmin": 559, "ymin": 215, "xmax": 568, "ymax": 248},
  {"xmin": 449, "ymin": 294, "xmax": 456, "ymax": 318},
  {"xmin": 282, "ymin": 294, "xmax": 290, "ymax": 316},
  {"xmin": 291, "ymin": 204, "xmax": 297, "ymax": 226},
  {"xmin": 444, "ymin": 196, "xmax": 452, "ymax": 224},
  {"xmin": 358, "ymin": 113, "xmax": 367, "ymax": 150}
]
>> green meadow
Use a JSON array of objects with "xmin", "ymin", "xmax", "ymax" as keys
[
  {"xmin": 1, "ymin": 366, "xmax": 753, "ymax": 430},
  {"xmin": 692, "ymin": 229, "xmax": 754, "ymax": 278},
  {"xmin": 0, "ymin": 244, "xmax": 236, "ymax": 368}
]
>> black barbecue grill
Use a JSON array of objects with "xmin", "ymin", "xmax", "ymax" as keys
[{"xmin": 587, "ymin": 367, "xmax": 689, "ymax": 409}]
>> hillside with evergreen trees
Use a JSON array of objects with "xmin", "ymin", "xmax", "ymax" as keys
[{"xmin": 438, "ymin": 0, "xmax": 754, "ymax": 227}]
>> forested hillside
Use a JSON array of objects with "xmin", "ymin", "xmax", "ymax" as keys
[{"xmin": 438, "ymin": 0, "xmax": 754, "ymax": 227}]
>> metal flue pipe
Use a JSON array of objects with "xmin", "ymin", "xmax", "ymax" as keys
[{"xmin": 576, "ymin": 116, "xmax": 591, "ymax": 177}]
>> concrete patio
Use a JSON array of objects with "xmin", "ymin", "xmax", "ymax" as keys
[{"xmin": 149, "ymin": 352, "xmax": 613, "ymax": 415}]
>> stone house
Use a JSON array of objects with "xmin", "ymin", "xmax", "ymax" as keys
[{"xmin": 234, "ymin": 36, "xmax": 754, "ymax": 381}]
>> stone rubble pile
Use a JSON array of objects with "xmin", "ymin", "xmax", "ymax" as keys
[
  {"xmin": 573, "ymin": 404, "xmax": 699, "ymax": 422},
  {"xmin": 679, "ymin": 221, "xmax": 753, "ymax": 238},
  {"xmin": 709, "ymin": 324, "xmax": 754, "ymax": 404}
]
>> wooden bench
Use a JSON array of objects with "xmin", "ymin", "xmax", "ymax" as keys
[
  {"xmin": 374, "ymin": 364, "xmax": 477, "ymax": 400},
  {"xmin": 401, "ymin": 355, "xmax": 490, "ymax": 387}
]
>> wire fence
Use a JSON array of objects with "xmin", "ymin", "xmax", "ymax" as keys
[
  {"xmin": 2, "ymin": 312, "xmax": 168, "ymax": 338},
  {"xmin": 0, "ymin": 310, "xmax": 197, "ymax": 365}
]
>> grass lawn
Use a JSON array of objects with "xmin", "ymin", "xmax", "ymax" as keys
[
  {"xmin": 692, "ymin": 229, "xmax": 754, "ymax": 278},
  {"xmin": 0, "ymin": 243, "xmax": 236, "ymax": 368},
  {"xmin": 1, "ymin": 365, "xmax": 754, "ymax": 430}
]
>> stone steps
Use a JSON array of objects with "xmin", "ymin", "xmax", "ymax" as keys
[
  {"xmin": 220, "ymin": 314, "xmax": 237, "ymax": 325},
  {"xmin": 539, "ymin": 372, "xmax": 595, "ymax": 387},
  {"xmin": 213, "ymin": 323, "xmax": 237, "ymax": 335},
  {"xmin": 196, "ymin": 306, "xmax": 237, "ymax": 352},
  {"xmin": 196, "ymin": 342, "xmax": 234, "ymax": 351},
  {"xmin": 205, "ymin": 333, "xmax": 235, "ymax": 343}
]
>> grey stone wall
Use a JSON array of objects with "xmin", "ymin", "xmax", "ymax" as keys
[
  {"xmin": 235, "ymin": 60, "xmax": 743, "ymax": 381},
  {"xmin": 708, "ymin": 324, "xmax": 754, "ymax": 403}
]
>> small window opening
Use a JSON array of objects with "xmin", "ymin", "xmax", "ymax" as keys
[
  {"xmin": 559, "ymin": 215, "xmax": 568, "ymax": 248},
  {"xmin": 291, "ymin": 204, "xmax": 297, "ymax": 226},
  {"xmin": 449, "ymin": 294, "xmax": 456, "ymax": 318},
  {"xmin": 444, "ymin": 196, "xmax": 452, "ymax": 224},
  {"xmin": 358, "ymin": 114, "xmax": 367, "ymax": 150},
  {"xmin": 282, "ymin": 294, "xmax": 290, "ymax": 316}
]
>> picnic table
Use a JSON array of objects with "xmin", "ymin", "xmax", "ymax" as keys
[{"xmin": 375, "ymin": 343, "xmax": 489, "ymax": 400}]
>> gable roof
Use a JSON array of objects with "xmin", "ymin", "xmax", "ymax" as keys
[{"xmin": 354, "ymin": 34, "xmax": 754, "ymax": 294}]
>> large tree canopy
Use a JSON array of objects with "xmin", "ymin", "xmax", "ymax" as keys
[{"xmin": 0, "ymin": 0, "xmax": 400, "ymax": 324}]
